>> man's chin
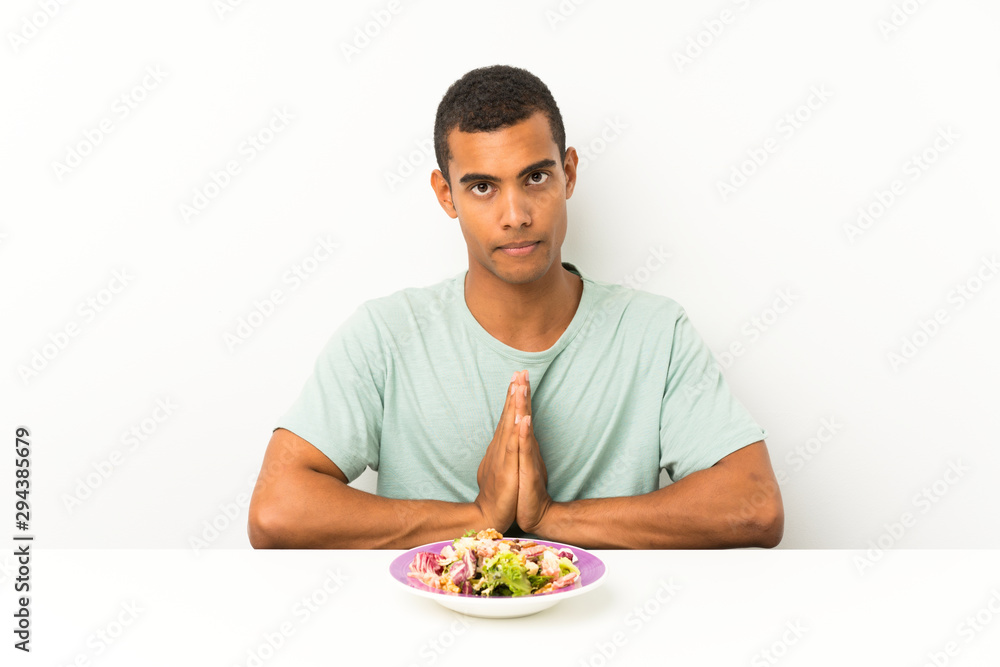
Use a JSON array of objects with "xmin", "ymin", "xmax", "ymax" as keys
[{"xmin": 491, "ymin": 260, "xmax": 551, "ymax": 286}]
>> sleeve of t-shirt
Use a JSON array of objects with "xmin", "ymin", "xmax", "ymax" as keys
[
  {"xmin": 659, "ymin": 306, "xmax": 768, "ymax": 482},
  {"xmin": 274, "ymin": 304, "xmax": 385, "ymax": 484}
]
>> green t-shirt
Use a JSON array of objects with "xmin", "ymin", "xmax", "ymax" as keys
[{"xmin": 277, "ymin": 262, "xmax": 767, "ymax": 506}]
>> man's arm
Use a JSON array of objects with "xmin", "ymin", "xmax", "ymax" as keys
[
  {"xmin": 526, "ymin": 440, "xmax": 783, "ymax": 549},
  {"xmin": 248, "ymin": 428, "xmax": 486, "ymax": 549},
  {"xmin": 249, "ymin": 373, "xmax": 526, "ymax": 549}
]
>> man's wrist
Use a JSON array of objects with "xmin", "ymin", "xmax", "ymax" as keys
[{"xmin": 533, "ymin": 499, "xmax": 567, "ymax": 539}]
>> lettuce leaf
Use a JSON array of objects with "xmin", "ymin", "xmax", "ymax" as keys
[
  {"xmin": 481, "ymin": 552, "xmax": 532, "ymax": 597},
  {"xmin": 453, "ymin": 529, "xmax": 477, "ymax": 546},
  {"xmin": 558, "ymin": 557, "xmax": 580, "ymax": 578}
]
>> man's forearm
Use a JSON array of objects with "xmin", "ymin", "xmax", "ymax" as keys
[
  {"xmin": 249, "ymin": 467, "xmax": 486, "ymax": 550},
  {"xmin": 533, "ymin": 450, "xmax": 783, "ymax": 549}
]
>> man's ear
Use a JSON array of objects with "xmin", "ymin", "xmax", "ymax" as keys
[
  {"xmin": 430, "ymin": 169, "xmax": 458, "ymax": 219},
  {"xmin": 563, "ymin": 147, "xmax": 579, "ymax": 200}
]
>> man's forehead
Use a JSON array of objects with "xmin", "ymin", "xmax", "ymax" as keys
[{"xmin": 447, "ymin": 112, "xmax": 559, "ymax": 178}]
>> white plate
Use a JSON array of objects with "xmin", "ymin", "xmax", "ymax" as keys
[{"xmin": 389, "ymin": 538, "xmax": 607, "ymax": 619}]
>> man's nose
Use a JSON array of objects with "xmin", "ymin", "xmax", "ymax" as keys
[{"xmin": 501, "ymin": 187, "xmax": 531, "ymax": 228}]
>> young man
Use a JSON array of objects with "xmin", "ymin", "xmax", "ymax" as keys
[{"xmin": 248, "ymin": 65, "xmax": 783, "ymax": 550}]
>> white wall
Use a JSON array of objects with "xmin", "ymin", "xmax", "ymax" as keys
[{"xmin": 3, "ymin": 0, "xmax": 997, "ymax": 550}]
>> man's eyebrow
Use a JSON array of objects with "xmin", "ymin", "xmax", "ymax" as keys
[{"xmin": 457, "ymin": 158, "xmax": 558, "ymax": 185}]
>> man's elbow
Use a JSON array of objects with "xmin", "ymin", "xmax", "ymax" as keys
[
  {"xmin": 752, "ymin": 496, "xmax": 784, "ymax": 548},
  {"xmin": 247, "ymin": 497, "xmax": 288, "ymax": 549}
]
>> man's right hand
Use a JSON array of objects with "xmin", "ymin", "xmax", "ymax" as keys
[{"xmin": 474, "ymin": 372, "xmax": 526, "ymax": 533}]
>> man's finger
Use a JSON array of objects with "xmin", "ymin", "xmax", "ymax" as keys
[
  {"xmin": 493, "ymin": 375, "xmax": 517, "ymax": 439},
  {"xmin": 507, "ymin": 379, "xmax": 524, "ymax": 456},
  {"xmin": 518, "ymin": 415, "xmax": 533, "ymax": 472},
  {"xmin": 515, "ymin": 373, "xmax": 526, "ymax": 424},
  {"xmin": 528, "ymin": 416, "xmax": 547, "ymax": 486},
  {"xmin": 522, "ymin": 370, "xmax": 532, "ymax": 418}
]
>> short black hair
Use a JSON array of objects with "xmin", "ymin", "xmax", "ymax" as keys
[{"xmin": 434, "ymin": 65, "xmax": 566, "ymax": 186}]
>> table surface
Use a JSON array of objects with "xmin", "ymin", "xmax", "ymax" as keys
[{"xmin": 23, "ymin": 548, "xmax": 1000, "ymax": 666}]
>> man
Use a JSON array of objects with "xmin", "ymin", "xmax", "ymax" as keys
[{"xmin": 248, "ymin": 65, "xmax": 783, "ymax": 550}]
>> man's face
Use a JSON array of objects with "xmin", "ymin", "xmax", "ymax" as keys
[{"xmin": 431, "ymin": 111, "xmax": 578, "ymax": 286}]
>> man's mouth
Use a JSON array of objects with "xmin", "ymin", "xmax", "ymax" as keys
[{"xmin": 498, "ymin": 241, "xmax": 539, "ymax": 257}]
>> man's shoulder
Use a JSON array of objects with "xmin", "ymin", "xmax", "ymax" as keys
[
  {"xmin": 355, "ymin": 271, "xmax": 465, "ymax": 326},
  {"xmin": 582, "ymin": 274, "xmax": 687, "ymax": 325}
]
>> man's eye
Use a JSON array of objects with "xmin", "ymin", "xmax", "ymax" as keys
[
  {"xmin": 472, "ymin": 183, "xmax": 493, "ymax": 196},
  {"xmin": 529, "ymin": 172, "xmax": 549, "ymax": 185}
]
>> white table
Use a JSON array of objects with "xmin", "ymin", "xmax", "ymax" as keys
[{"xmin": 24, "ymin": 549, "xmax": 1000, "ymax": 666}]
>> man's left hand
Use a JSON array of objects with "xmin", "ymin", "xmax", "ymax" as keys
[{"xmin": 512, "ymin": 370, "xmax": 553, "ymax": 533}]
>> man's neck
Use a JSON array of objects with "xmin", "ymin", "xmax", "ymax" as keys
[{"xmin": 464, "ymin": 262, "xmax": 584, "ymax": 353}]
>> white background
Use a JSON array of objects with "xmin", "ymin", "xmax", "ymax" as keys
[{"xmin": 3, "ymin": 0, "xmax": 999, "ymax": 552}]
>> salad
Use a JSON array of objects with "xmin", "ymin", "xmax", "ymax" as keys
[{"xmin": 407, "ymin": 529, "xmax": 581, "ymax": 597}]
